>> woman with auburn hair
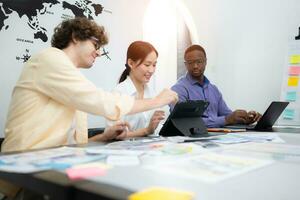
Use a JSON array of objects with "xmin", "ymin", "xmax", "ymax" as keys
[{"xmin": 108, "ymin": 41, "xmax": 167, "ymax": 138}]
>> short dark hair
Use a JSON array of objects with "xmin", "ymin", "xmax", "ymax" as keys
[
  {"xmin": 184, "ymin": 44, "xmax": 206, "ymax": 60},
  {"xmin": 51, "ymin": 17, "xmax": 108, "ymax": 49}
]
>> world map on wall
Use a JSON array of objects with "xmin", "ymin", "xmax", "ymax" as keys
[
  {"xmin": 0, "ymin": 0, "xmax": 111, "ymax": 62},
  {"xmin": 0, "ymin": 0, "xmax": 109, "ymax": 42}
]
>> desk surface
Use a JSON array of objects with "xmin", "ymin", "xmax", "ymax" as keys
[
  {"xmin": 1, "ymin": 131, "xmax": 300, "ymax": 200},
  {"xmin": 74, "ymin": 132, "xmax": 300, "ymax": 200}
]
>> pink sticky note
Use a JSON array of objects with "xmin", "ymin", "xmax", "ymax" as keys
[
  {"xmin": 289, "ymin": 66, "xmax": 300, "ymax": 75},
  {"xmin": 66, "ymin": 167, "xmax": 106, "ymax": 180}
]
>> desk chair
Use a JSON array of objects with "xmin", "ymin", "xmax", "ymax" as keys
[{"xmin": 0, "ymin": 138, "xmax": 4, "ymax": 151}]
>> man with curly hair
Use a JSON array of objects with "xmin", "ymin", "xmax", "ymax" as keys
[
  {"xmin": 0, "ymin": 16, "xmax": 178, "ymax": 199},
  {"xmin": 2, "ymin": 17, "xmax": 178, "ymax": 153}
]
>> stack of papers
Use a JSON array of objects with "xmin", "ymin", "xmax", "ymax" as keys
[
  {"xmin": 145, "ymin": 153, "xmax": 273, "ymax": 183},
  {"xmin": 0, "ymin": 147, "xmax": 106, "ymax": 173},
  {"xmin": 86, "ymin": 148, "xmax": 144, "ymax": 156}
]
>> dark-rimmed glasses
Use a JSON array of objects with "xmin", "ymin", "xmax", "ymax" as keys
[
  {"xmin": 89, "ymin": 36, "xmax": 101, "ymax": 50},
  {"xmin": 184, "ymin": 59, "xmax": 207, "ymax": 67}
]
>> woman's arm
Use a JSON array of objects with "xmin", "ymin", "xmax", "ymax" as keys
[{"xmin": 125, "ymin": 110, "xmax": 165, "ymax": 138}]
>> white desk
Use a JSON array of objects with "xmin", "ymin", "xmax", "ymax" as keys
[
  {"xmin": 68, "ymin": 132, "xmax": 300, "ymax": 200},
  {"xmin": 1, "ymin": 131, "xmax": 300, "ymax": 200}
]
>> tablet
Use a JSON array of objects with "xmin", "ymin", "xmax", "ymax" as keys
[{"xmin": 159, "ymin": 100, "xmax": 209, "ymax": 137}]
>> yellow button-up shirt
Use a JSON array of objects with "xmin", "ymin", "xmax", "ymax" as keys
[{"xmin": 2, "ymin": 47, "xmax": 134, "ymax": 152}]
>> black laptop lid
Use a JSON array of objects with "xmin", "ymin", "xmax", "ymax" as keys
[
  {"xmin": 255, "ymin": 101, "xmax": 289, "ymax": 130},
  {"xmin": 170, "ymin": 100, "xmax": 209, "ymax": 118}
]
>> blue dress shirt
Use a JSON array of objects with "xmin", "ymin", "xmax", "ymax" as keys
[{"xmin": 171, "ymin": 73, "xmax": 232, "ymax": 127}]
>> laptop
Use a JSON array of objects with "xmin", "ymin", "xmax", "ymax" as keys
[{"xmin": 225, "ymin": 101, "xmax": 289, "ymax": 131}]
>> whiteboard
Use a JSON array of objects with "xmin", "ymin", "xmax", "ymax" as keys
[{"xmin": 279, "ymin": 40, "xmax": 300, "ymax": 125}]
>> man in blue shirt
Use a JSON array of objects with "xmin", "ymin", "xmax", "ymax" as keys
[{"xmin": 171, "ymin": 44, "xmax": 261, "ymax": 128}]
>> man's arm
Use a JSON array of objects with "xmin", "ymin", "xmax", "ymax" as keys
[
  {"xmin": 171, "ymin": 83, "xmax": 225, "ymax": 127},
  {"xmin": 35, "ymin": 49, "xmax": 177, "ymax": 121},
  {"xmin": 35, "ymin": 49, "xmax": 134, "ymax": 120},
  {"xmin": 203, "ymin": 116, "xmax": 226, "ymax": 128},
  {"xmin": 217, "ymin": 92, "xmax": 232, "ymax": 117},
  {"xmin": 170, "ymin": 84, "xmax": 189, "ymax": 110},
  {"xmin": 128, "ymin": 89, "xmax": 177, "ymax": 115}
]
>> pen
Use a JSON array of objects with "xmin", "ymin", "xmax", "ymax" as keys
[
  {"xmin": 207, "ymin": 128, "xmax": 231, "ymax": 133},
  {"xmin": 207, "ymin": 128, "xmax": 246, "ymax": 133},
  {"xmin": 182, "ymin": 138, "xmax": 212, "ymax": 143}
]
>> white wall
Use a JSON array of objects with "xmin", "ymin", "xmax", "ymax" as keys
[
  {"xmin": 1, "ymin": 0, "xmax": 300, "ymax": 137},
  {"xmin": 185, "ymin": 0, "xmax": 300, "ymax": 114},
  {"xmin": 0, "ymin": 0, "xmax": 150, "ymax": 136}
]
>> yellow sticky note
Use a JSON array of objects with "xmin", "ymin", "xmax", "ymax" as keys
[
  {"xmin": 290, "ymin": 55, "xmax": 300, "ymax": 64},
  {"xmin": 128, "ymin": 187, "xmax": 194, "ymax": 200},
  {"xmin": 72, "ymin": 162, "xmax": 111, "ymax": 170},
  {"xmin": 288, "ymin": 76, "xmax": 299, "ymax": 86}
]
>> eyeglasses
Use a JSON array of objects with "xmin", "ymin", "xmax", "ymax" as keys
[
  {"xmin": 184, "ymin": 59, "xmax": 207, "ymax": 66},
  {"xmin": 89, "ymin": 36, "xmax": 101, "ymax": 50}
]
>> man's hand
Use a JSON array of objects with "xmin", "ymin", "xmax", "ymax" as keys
[
  {"xmin": 225, "ymin": 109, "xmax": 248, "ymax": 125},
  {"xmin": 246, "ymin": 111, "xmax": 261, "ymax": 124},
  {"xmin": 155, "ymin": 89, "xmax": 178, "ymax": 106},
  {"xmin": 89, "ymin": 121, "xmax": 130, "ymax": 142}
]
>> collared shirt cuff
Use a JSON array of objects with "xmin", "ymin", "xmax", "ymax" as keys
[{"xmin": 215, "ymin": 116, "xmax": 226, "ymax": 127}]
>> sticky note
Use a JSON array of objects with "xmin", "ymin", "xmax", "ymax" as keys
[
  {"xmin": 286, "ymin": 91, "xmax": 297, "ymax": 101},
  {"xmin": 289, "ymin": 66, "xmax": 300, "ymax": 75},
  {"xmin": 128, "ymin": 187, "xmax": 194, "ymax": 200},
  {"xmin": 287, "ymin": 77, "xmax": 299, "ymax": 86},
  {"xmin": 162, "ymin": 145, "xmax": 193, "ymax": 155},
  {"xmin": 283, "ymin": 109, "xmax": 295, "ymax": 120},
  {"xmin": 72, "ymin": 162, "xmax": 111, "ymax": 170},
  {"xmin": 66, "ymin": 167, "xmax": 106, "ymax": 180},
  {"xmin": 290, "ymin": 55, "xmax": 300, "ymax": 64},
  {"xmin": 35, "ymin": 162, "xmax": 71, "ymax": 170}
]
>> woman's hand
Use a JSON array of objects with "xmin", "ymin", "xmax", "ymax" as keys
[{"xmin": 146, "ymin": 110, "xmax": 165, "ymax": 135}]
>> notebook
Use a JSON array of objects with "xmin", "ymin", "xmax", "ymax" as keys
[{"xmin": 225, "ymin": 101, "xmax": 289, "ymax": 131}]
